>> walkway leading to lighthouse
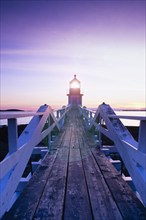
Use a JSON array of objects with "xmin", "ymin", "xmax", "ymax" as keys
[{"xmin": 3, "ymin": 107, "xmax": 145, "ymax": 220}]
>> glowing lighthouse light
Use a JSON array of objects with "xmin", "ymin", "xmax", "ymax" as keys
[
  {"xmin": 70, "ymin": 74, "xmax": 80, "ymax": 89},
  {"xmin": 71, "ymin": 81, "xmax": 80, "ymax": 88},
  {"xmin": 67, "ymin": 74, "xmax": 83, "ymax": 105}
]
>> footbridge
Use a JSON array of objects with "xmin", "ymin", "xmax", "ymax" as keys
[{"xmin": 0, "ymin": 104, "xmax": 146, "ymax": 219}]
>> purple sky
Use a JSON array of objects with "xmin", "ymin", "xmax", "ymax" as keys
[{"xmin": 1, "ymin": 0, "xmax": 145, "ymax": 110}]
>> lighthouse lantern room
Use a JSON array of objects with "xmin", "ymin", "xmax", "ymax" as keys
[{"xmin": 67, "ymin": 75, "xmax": 83, "ymax": 106}]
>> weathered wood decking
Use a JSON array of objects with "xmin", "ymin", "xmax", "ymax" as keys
[{"xmin": 3, "ymin": 107, "xmax": 146, "ymax": 220}]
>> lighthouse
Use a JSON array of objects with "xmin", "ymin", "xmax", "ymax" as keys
[{"xmin": 67, "ymin": 75, "xmax": 83, "ymax": 106}]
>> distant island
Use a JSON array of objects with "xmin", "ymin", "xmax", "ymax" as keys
[
  {"xmin": 0, "ymin": 109, "xmax": 24, "ymax": 112},
  {"xmin": 119, "ymin": 109, "xmax": 146, "ymax": 111},
  {"xmin": 113, "ymin": 108, "xmax": 146, "ymax": 111}
]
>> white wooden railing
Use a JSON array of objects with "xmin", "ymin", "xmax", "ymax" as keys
[
  {"xmin": 0, "ymin": 104, "xmax": 70, "ymax": 218},
  {"xmin": 79, "ymin": 103, "xmax": 146, "ymax": 207}
]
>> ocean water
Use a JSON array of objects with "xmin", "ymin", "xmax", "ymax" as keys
[
  {"xmin": 0, "ymin": 114, "xmax": 33, "ymax": 126},
  {"xmin": 115, "ymin": 110, "xmax": 146, "ymax": 126},
  {"xmin": 90, "ymin": 109, "xmax": 146, "ymax": 127},
  {"xmin": 0, "ymin": 110, "xmax": 146, "ymax": 127}
]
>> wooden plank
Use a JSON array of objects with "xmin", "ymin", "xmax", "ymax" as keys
[
  {"xmin": 91, "ymin": 148, "xmax": 146, "ymax": 220},
  {"xmin": 64, "ymin": 112, "xmax": 92, "ymax": 220},
  {"xmin": 64, "ymin": 149, "xmax": 92, "ymax": 220},
  {"xmin": 2, "ymin": 151, "xmax": 58, "ymax": 220},
  {"xmin": 75, "ymin": 111, "xmax": 122, "ymax": 219},
  {"xmin": 79, "ymin": 139, "xmax": 123, "ymax": 219},
  {"xmin": 2, "ymin": 129, "xmax": 66, "ymax": 220},
  {"xmin": 33, "ymin": 126, "xmax": 71, "ymax": 219}
]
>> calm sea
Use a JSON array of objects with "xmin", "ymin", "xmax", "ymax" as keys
[
  {"xmin": 0, "ymin": 110, "xmax": 146, "ymax": 127},
  {"xmin": 0, "ymin": 112, "xmax": 34, "ymax": 127},
  {"xmin": 90, "ymin": 110, "xmax": 146, "ymax": 127},
  {"xmin": 115, "ymin": 110, "xmax": 146, "ymax": 126}
]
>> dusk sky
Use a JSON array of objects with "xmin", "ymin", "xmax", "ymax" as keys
[{"xmin": 1, "ymin": 0, "xmax": 145, "ymax": 110}]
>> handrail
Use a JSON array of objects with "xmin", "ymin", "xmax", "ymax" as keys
[
  {"xmin": 0, "ymin": 107, "xmax": 69, "ymax": 120},
  {"xmin": 0, "ymin": 112, "xmax": 43, "ymax": 120},
  {"xmin": 0, "ymin": 104, "xmax": 70, "ymax": 218},
  {"xmin": 109, "ymin": 114, "xmax": 146, "ymax": 120},
  {"xmin": 79, "ymin": 103, "xmax": 146, "ymax": 207}
]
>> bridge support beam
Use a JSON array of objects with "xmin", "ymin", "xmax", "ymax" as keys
[
  {"xmin": 48, "ymin": 115, "xmax": 51, "ymax": 150},
  {"xmin": 138, "ymin": 120, "xmax": 146, "ymax": 153}
]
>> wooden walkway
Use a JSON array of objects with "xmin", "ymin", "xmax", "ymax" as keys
[{"xmin": 3, "ymin": 108, "xmax": 146, "ymax": 220}]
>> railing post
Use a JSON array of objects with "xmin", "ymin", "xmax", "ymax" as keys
[
  {"xmin": 95, "ymin": 124, "xmax": 102, "ymax": 148},
  {"xmin": 89, "ymin": 112, "xmax": 93, "ymax": 126},
  {"xmin": 57, "ymin": 110, "xmax": 60, "ymax": 119},
  {"xmin": 98, "ymin": 116, "xmax": 102, "ymax": 148},
  {"xmin": 99, "ymin": 125, "xmax": 102, "ymax": 148},
  {"xmin": 8, "ymin": 118, "xmax": 18, "ymax": 154},
  {"xmin": 48, "ymin": 115, "xmax": 51, "ymax": 151},
  {"xmin": 90, "ymin": 112, "xmax": 92, "ymax": 119},
  {"xmin": 138, "ymin": 120, "xmax": 146, "ymax": 153},
  {"xmin": 60, "ymin": 114, "xmax": 65, "ymax": 129}
]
